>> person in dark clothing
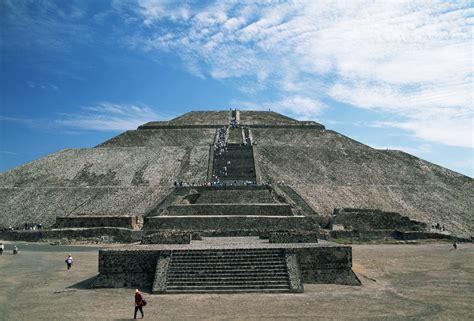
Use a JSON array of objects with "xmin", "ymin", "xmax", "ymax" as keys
[
  {"xmin": 65, "ymin": 254, "xmax": 73, "ymax": 270},
  {"xmin": 453, "ymin": 241, "xmax": 457, "ymax": 249},
  {"xmin": 134, "ymin": 289, "xmax": 145, "ymax": 319}
]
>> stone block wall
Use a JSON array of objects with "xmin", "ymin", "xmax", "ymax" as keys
[
  {"xmin": 0, "ymin": 227, "xmax": 142, "ymax": 243},
  {"xmin": 93, "ymin": 244, "xmax": 359, "ymax": 290},
  {"xmin": 141, "ymin": 231, "xmax": 191, "ymax": 244},
  {"xmin": 329, "ymin": 230, "xmax": 471, "ymax": 242},
  {"xmin": 291, "ymin": 246, "xmax": 360, "ymax": 285},
  {"xmin": 93, "ymin": 249, "xmax": 166, "ymax": 288},
  {"xmin": 55, "ymin": 216, "xmax": 143, "ymax": 230},
  {"xmin": 285, "ymin": 253, "xmax": 304, "ymax": 292},
  {"xmin": 164, "ymin": 204, "xmax": 293, "ymax": 216},
  {"xmin": 269, "ymin": 231, "xmax": 319, "ymax": 243},
  {"xmin": 145, "ymin": 216, "xmax": 319, "ymax": 234},
  {"xmin": 332, "ymin": 208, "xmax": 427, "ymax": 231},
  {"xmin": 194, "ymin": 188, "xmax": 276, "ymax": 204}
]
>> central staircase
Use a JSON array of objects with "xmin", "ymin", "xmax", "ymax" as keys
[
  {"xmin": 213, "ymin": 144, "xmax": 256, "ymax": 183},
  {"xmin": 163, "ymin": 249, "xmax": 291, "ymax": 293}
]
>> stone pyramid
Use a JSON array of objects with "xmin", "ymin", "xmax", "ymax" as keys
[{"xmin": 0, "ymin": 110, "xmax": 472, "ymax": 237}]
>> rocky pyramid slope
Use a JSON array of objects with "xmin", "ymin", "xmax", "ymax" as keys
[{"xmin": 0, "ymin": 110, "xmax": 472, "ymax": 237}]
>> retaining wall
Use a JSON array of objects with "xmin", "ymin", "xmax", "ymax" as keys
[
  {"xmin": 332, "ymin": 208, "xmax": 427, "ymax": 231},
  {"xmin": 0, "ymin": 227, "xmax": 142, "ymax": 243},
  {"xmin": 290, "ymin": 246, "xmax": 360, "ymax": 285},
  {"xmin": 145, "ymin": 216, "xmax": 318, "ymax": 233},
  {"xmin": 141, "ymin": 232, "xmax": 191, "ymax": 244},
  {"xmin": 269, "ymin": 231, "xmax": 319, "ymax": 243},
  {"xmin": 55, "ymin": 216, "xmax": 143, "ymax": 230},
  {"xmin": 194, "ymin": 188, "xmax": 276, "ymax": 204},
  {"xmin": 164, "ymin": 204, "xmax": 293, "ymax": 216},
  {"xmin": 93, "ymin": 244, "xmax": 359, "ymax": 289},
  {"xmin": 329, "ymin": 230, "xmax": 471, "ymax": 242}
]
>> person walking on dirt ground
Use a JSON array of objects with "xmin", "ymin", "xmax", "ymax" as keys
[
  {"xmin": 0, "ymin": 242, "xmax": 4, "ymax": 255},
  {"xmin": 13, "ymin": 245, "xmax": 18, "ymax": 254},
  {"xmin": 453, "ymin": 241, "xmax": 457, "ymax": 249},
  {"xmin": 65, "ymin": 254, "xmax": 73, "ymax": 270},
  {"xmin": 134, "ymin": 289, "xmax": 146, "ymax": 319}
]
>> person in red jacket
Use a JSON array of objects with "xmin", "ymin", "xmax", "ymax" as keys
[{"xmin": 134, "ymin": 289, "xmax": 145, "ymax": 319}]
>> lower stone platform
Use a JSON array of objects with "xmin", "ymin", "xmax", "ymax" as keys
[
  {"xmin": 144, "ymin": 215, "xmax": 318, "ymax": 233},
  {"xmin": 92, "ymin": 237, "xmax": 360, "ymax": 293}
]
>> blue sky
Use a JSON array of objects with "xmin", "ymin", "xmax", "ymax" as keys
[{"xmin": 1, "ymin": 0, "xmax": 472, "ymax": 176}]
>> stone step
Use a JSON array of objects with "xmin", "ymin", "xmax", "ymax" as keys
[
  {"xmin": 168, "ymin": 272, "xmax": 288, "ymax": 280},
  {"xmin": 169, "ymin": 259, "xmax": 284, "ymax": 264},
  {"xmin": 167, "ymin": 280, "xmax": 289, "ymax": 286},
  {"xmin": 168, "ymin": 269, "xmax": 288, "ymax": 275},
  {"xmin": 170, "ymin": 256, "xmax": 284, "ymax": 261},
  {"xmin": 165, "ymin": 288, "xmax": 290, "ymax": 294},
  {"xmin": 163, "ymin": 209, "xmax": 292, "ymax": 216},
  {"xmin": 162, "ymin": 248, "xmax": 290, "ymax": 294},
  {"xmin": 168, "ymin": 262, "xmax": 286, "ymax": 268},
  {"xmin": 172, "ymin": 250, "xmax": 284, "ymax": 256},
  {"xmin": 170, "ymin": 259, "xmax": 285, "ymax": 264},
  {"xmin": 171, "ymin": 253, "xmax": 283, "ymax": 258},
  {"xmin": 168, "ymin": 271, "xmax": 287, "ymax": 277},
  {"xmin": 167, "ymin": 276, "xmax": 288, "ymax": 284},
  {"xmin": 166, "ymin": 284, "xmax": 290, "ymax": 292},
  {"xmin": 171, "ymin": 254, "xmax": 284, "ymax": 259}
]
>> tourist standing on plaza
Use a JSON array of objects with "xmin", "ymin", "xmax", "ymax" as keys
[
  {"xmin": 134, "ymin": 289, "xmax": 146, "ymax": 319},
  {"xmin": 65, "ymin": 254, "xmax": 73, "ymax": 270}
]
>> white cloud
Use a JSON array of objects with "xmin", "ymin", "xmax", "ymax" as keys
[
  {"xmin": 119, "ymin": 0, "xmax": 472, "ymax": 148},
  {"xmin": 55, "ymin": 103, "xmax": 161, "ymax": 131},
  {"xmin": 137, "ymin": 0, "xmax": 190, "ymax": 25},
  {"xmin": 0, "ymin": 151, "xmax": 17, "ymax": 155},
  {"xmin": 376, "ymin": 117, "xmax": 473, "ymax": 149}
]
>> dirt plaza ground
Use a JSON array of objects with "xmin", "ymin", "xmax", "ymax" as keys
[{"xmin": 0, "ymin": 241, "xmax": 472, "ymax": 321}]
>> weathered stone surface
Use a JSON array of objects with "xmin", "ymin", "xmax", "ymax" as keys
[
  {"xmin": 164, "ymin": 204, "xmax": 294, "ymax": 216},
  {"xmin": 329, "ymin": 230, "xmax": 471, "ymax": 242},
  {"xmin": 98, "ymin": 128, "xmax": 216, "ymax": 147},
  {"xmin": 252, "ymin": 127, "xmax": 473, "ymax": 237},
  {"xmin": 0, "ymin": 110, "xmax": 471, "ymax": 240},
  {"xmin": 285, "ymin": 253, "xmax": 304, "ymax": 292},
  {"xmin": 0, "ymin": 146, "xmax": 209, "ymax": 187},
  {"xmin": 141, "ymin": 111, "xmax": 230, "ymax": 128},
  {"xmin": 269, "ymin": 231, "xmax": 319, "ymax": 243},
  {"xmin": 0, "ymin": 227, "xmax": 142, "ymax": 243},
  {"xmin": 95, "ymin": 241, "xmax": 359, "ymax": 290},
  {"xmin": 0, "ymin": 187, "xmax": 170, "ymax": 228},
  {"xmin": 193, "ymin": 187, "xmax": 277, "ymax": 204},
  {"xmin": 144, "ymin": 216, "xmax": 319, "ymax": 233},
  {"xmin": 142, "ymin": 231, "xmax": 191, "ymax": 244},
  {"xmin": 152, "ymin": 255, "xmax": 170, "ymax": 293},
  {"xmin": 0, "ymin": 145, "xmax": 208, "ymax": 228},
  {"xmin": 55, "ymin": 215, "xmax": 143, "ymax": 230},
  {"xmin": 332, "ymin": 208, "xmax": 427, "ymax": 231},
  {"xmin": 292, "ymin": 246, "xmax": 361, "ymax": 285}
]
